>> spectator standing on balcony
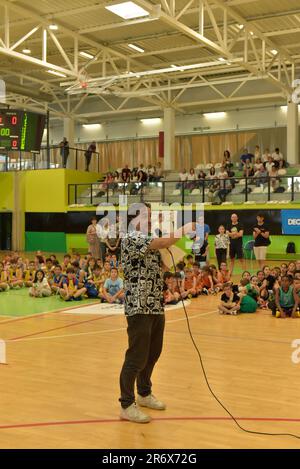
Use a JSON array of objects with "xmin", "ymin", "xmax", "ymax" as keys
[
  {"xmin": 59, "ymin": 137, "xmax": 69, "ymax": 169},
  {"xmin": 239, "ymin": 148, "xmax": 254, "ymax": 171},
  {"xmin": 84, "ymin": 141, "xmax": 96, "ymax": 172},
  {"xmin": 86, "ymin": 217, "xmax": 100, "ymax": 259}
]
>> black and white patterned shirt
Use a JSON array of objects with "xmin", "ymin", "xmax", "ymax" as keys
[{"xmin": 121, "ymin": 230, "xmax": 164, "ymax": 316}]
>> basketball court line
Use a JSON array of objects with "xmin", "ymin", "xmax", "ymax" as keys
[
  {"xmin": 8, "ymin": 310, "xmax": 216, "ymax": 343},
  {"xmin": 9, "ymin": 314, "xmax": 115, "ymax": 341},
  {"xmin": 0, "ymin": 415, "xmax": 299, "ymax": 432},
  {"xmin": 0, "ymin": 301, "xmax": 100, "ymax": 325}
]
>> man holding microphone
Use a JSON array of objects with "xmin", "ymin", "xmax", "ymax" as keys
[{"xmin": 119, "ymin": 204, "xmax": 195, "ymax": 423}]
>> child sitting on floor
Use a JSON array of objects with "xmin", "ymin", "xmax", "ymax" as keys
[
  {"xmin": 101, "ymin": 268, "xmax": 124, "ymax": 304},
  {"xmin": 272, "ymin": 275, "xmax": 299, "ymax": 318},
  {"xmin": 29, "ymin": 270, "xmax": 51, "ymax": 298},
  {"xmin": 218, "ymin": 283, "xmax": 240, "ymax": 315},
  {"xmin": 238, "ymin": 278, "xmax": 258, "ymax": 313},
  {"xmin": 60, "ymin": 267, "xmax": 87, "ymax": 301}
]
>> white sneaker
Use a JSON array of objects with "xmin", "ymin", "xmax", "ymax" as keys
[
  {"xmin": 137, "ymin": 394, "xmax": 166, "ymax": 410},
  {"xmin": 120, "ymin": 403, "xmax": 151, "ymax": 423}
]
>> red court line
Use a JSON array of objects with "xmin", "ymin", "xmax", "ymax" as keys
[
  {"xmin": 0, "ymin": 301, "xmax": 100, "ymax": 326},
  {"xmin": 9, "ymin": 314, "xmax": 115, "ymax": 341},
  {"xmin": 0, "ymin": 415, "xmax": 300, "ymax": 431}
]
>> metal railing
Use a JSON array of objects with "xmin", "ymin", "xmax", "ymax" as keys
[
  {"xmin": 68, "ymin": 175, "xmax": 300, "ymax": 206},
  {"xmin": 0, "ymin": 145, "xmax": 102, "ymax": 172}
]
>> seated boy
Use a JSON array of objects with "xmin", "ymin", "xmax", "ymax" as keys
[
  {"xmin": 23, "ymin": 261, "xmax": 36, "ymax": 288},
  {"xmin": 0, "ymin": 262, "xmax": 9, "ymax": 291},
  {"xmin": 181, "ymin": 268, "xmax": 197, "ymax": 298},
  {"xmin": 219, "ymin": 283, "xmax": 240, "ymax": 315},
  {"xmin": 101, "ymin": 268, "xmax": 124, "ymax": 304},
  {"xmin": 60, "ymin": 267, "xmax": 87, "ymax": 301},
  {"xmin": 50, "ymin": 265, "xmax": 65, "ymax": 294},
  {"xmin": 8, "ymin": 261, "xmax": 24, "ymax": 289}
]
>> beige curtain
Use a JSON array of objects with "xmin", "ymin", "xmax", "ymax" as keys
[{"xmin": 69, "ymin": 127, "xmax": 288, "ymax": 174}]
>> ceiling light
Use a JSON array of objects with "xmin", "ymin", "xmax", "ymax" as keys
[
  {"xmin": 79, "ymin": 51, "xmax": 95, "ymax": 60},
  {"xmin": 47, "ymin": 69, "xmax": 67, "ymax": 78},
  {"xmin": 140, "ymin": 118, "xmax": 161, "ymax": 125},
  {"xmin": 218, "ymin": 57, "xmax": 226, "ymax": 62},
  {"xmin": 271, "ymin": 49, "xmax": 278, "ymax": 55},
  {"xmin": 203, "ymin": 112, "xmax": 226, "ymax": 119},
  {"xmin": 49, "ymin": 24, "xmax": 58, "ymax": 30},
  {"xmin": 105, "ymin": 2, "xmax": 149, "ymax": 20},
  {"xmin": 128, "ymin": 43, "xmax": 144, "ymax": 53},
  {"xmin": 249, "ymin": 31, "xmax": 254, "ymax": 36},
  {"xmin": 237, "ymin": 24, "xmax": 244, "ymax": 29},
  {"xmin": 22, "ymin": 48, "xmax": 31, "ymax": 54},
  {"xmin": 82, "ymin": 124, "xmax": 101, "ymax": 129}
]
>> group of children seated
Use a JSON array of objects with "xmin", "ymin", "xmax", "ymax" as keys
[
  {"xmin": 0, "ymin": 251, "xmax": 124, "ymax": 304},
  {"xmin": 1, "ymin": 251, "xmax": 299, "ymax": 318},
  {"xmin": 163, "ymin": 257, "xmax": 300, "ymax": 318}
]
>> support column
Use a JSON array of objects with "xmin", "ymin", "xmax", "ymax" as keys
[
  {"xmin": 287, "ymin": 101, "xmax": 299, "ymax": 165},
  {"xmin": 63, "ymin": 117, "xmax": 75, "ymax": 169},
  {"xmin": 163, "ymin": 107, "xmax": 175, "ymax": 171}
]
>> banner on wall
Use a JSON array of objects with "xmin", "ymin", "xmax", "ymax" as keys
[{"xmin": 281, "ymin": 210, "xmax": 300, "ymax": 235}]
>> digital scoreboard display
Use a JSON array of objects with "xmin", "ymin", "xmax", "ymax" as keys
[{"xmin": 0, "ymin": 110, "xmax": 45, "ymax": 152}]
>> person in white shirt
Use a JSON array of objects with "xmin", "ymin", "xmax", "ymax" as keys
[
  {"xmin": 254, "ymin": 157, "xmax": 263, "ymax": 172},
  {"xmin": 265, "ymin": 155, "xmax": 274, "ymax": 175},
  {"xmin": 262, "ymin": 148, "xmax": 271, "ymax": 163},
  {"xmin": 272, "ymin": 148, "xmax": 284, "ymax": 162},
  {"xmin": 254, "ymin": 145, "xmax": 261, "ymax": 161},
  {"xmin": 187, "ymin": 168, "xmax": 197, "ymax": 189},
  {"xmin": 29, "ymin": 270, "xmax": 51, "ymax": 297},
  {"xmin": 177, "ymin": 168, "xmax": 188, "ymax": 189}
]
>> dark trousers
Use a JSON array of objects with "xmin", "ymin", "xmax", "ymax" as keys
[
  {"xmin": 85, "ymin": 153, "xmax": 92, "ymax": 171},
  {"xmin": 61, "ymin": 151, "xmax": 69, "ymax": 168},
  {"xmin": 119, "ymin": 314, "xmax": 165, "ymax": 409},
  {"xmin": 216, "ymin": 248, "xmax": 227, "ymax": 269}
]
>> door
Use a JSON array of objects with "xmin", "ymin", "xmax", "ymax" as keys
[{"xmin": 0, "ymin": 212, "xmax": 12, "ymax": 250}]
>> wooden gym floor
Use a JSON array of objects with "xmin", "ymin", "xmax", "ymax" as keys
[{"xmin": 0, "ymin": 290, "xmax": 300, "ymax": 449}]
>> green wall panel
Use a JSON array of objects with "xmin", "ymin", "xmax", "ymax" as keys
[
  {"xmin": 25, "ymin": 232, "xmax": 66, "ymax": 252},
  {"xmin": 66, "ymin": 234, "xmax": 88, "ymax": 252}
]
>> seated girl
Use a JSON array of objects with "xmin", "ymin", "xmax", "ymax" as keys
[{"xmin": 29, "ymin": 270, "xmax": 51, "ymax": 298}]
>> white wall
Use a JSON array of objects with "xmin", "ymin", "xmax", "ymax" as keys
[{"xmin": 44, "ymin": 105, "xmax": 291, "ymax": 145}]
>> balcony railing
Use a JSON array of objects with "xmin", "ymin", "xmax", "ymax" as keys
[
  {"xmin": 68, "ymin": 175, "xmax": 300, "ymax": 206},
  {"xmin": 0, "ymin": 146, "xmax": 101, "ymax": 172}
]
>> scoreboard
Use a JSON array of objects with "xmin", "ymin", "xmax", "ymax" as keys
[{"xmin": 0, "ymin": 110, "xmax": 45, "ymax": 152}]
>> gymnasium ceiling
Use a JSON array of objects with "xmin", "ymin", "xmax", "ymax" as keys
[{"xmin": 0, "ymin": 0, "xmax": 300, "ymax": 121}]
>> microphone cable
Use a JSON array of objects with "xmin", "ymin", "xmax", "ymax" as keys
[{"xmin": 167, "ymin": 247, "xmax": 300, "ymax": 441}]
